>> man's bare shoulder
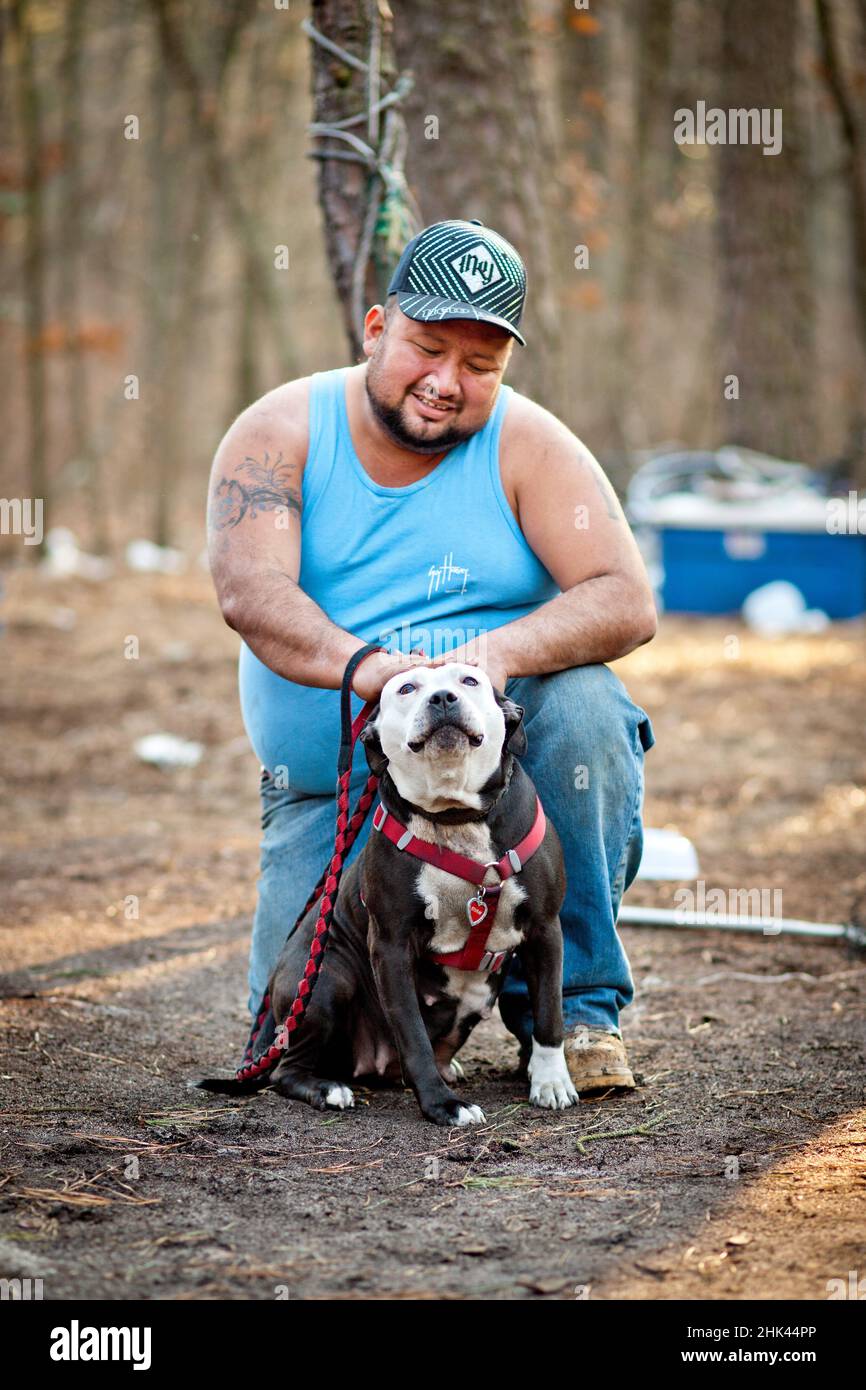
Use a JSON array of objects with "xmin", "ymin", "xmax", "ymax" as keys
[
  {"xmin": 499, "ymin": 388, "xmax": 592, "ymax": 514},
  {"xmin": 222, "ymin": 375, "xmax": 314, "ymax": 475},
  {"xmin": 208, "ymin": 377, "xmax": 314, "ymax": 558},
  {"xmin": 501, "ymin": 387, "xmax": 582, "ymax": 455}
]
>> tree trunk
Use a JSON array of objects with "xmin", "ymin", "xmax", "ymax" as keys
[
  {"xmin": 393, "ymin": 0, "xmax": 564, "ymax": 415},
  {"xmin": 559, "ymin": 0, "xmax": 608, "ymax": 178},
  {"xmin": 142, "ymin": 45, "xmax": 178, "ymax": 549},
  {"xmin": 58, "ymin": 0, "xmax": 110, "ymax": 554},
  {"xmin": 815, "ymin": 0, "xmax": 866, "ymax": 358},
  {"xmin": 148, "ymin": 0, "xmax": 296, "ymax": 380},
  {"xmin": 147, "ymin": 0, "xmax": 258, "ymax": 544},
  {"xmin": 13, "ymin": 0, "xmax": 48, "ymax": 556},
  {"xmin": 234, "ymin": 24, "xmax": 267, "ymax": 415},
  {"xmin": 609, "ymin": 0, "xmax": 675, "ymax": 455},
  {"xmin": 307, "ymin": 0, "xmax": 404, "ymax": 361},
  {"xmin": 716, "ymin": 0, "xmax": 816, "ymax": 461},
  {"xmin": 556, "ymin": 0, "xmax": 609, "ymax": 299},
  {"xmin": 620, "ymin": 0, "xmax": 674, "ymax": 329}
]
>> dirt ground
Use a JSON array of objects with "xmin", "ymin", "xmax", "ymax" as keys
[{"xmin": 1, "ymin": 563, "xmax": 864, "ymax": 1302}]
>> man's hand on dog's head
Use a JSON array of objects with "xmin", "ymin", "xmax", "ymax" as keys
[
  {"xmin": 351, "ymin": 647, "xmax": 430, "ymax": 703},
  {"xmin": 352, "ymin": 643, "xmax": 510, "ymax": 704},
  {"xmin": 427, "ymin": 645, "xmax": 509, "ymax": 699}
]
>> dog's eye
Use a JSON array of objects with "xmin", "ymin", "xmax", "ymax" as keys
[
  {"xmin": 397, "ymin": 682, "xmax": 415, "ymax": 695},
  {"xmin": 461, "ymin": 675, "xmax": 479, "ymax": 686}
]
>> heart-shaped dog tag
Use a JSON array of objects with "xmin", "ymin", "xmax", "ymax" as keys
[{"xmin": 467, "ymin": 896, "xmax": 488, "ymax": 926}]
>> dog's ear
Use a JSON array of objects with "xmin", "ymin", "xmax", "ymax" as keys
[
  {"xmin": 494, "ymin": 689, "xmax": 527, "ymax": 759},
  {"xmin": 359, "ymin": 706, "xmax": 389, "ymax": 777}
]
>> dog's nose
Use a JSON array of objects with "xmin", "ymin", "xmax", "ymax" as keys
[{"xmin": 428, "ymin": 689, "xmax": 459, "ymax": 707}]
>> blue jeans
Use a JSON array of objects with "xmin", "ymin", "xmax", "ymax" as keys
[{"xmin": 247, "ymin": 664, "xmax": 655, "ymax": 1043}]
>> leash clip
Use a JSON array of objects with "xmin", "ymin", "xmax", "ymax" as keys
[{"xmin": 480, "ymin": 861, "xmax": 503, "ymax": 893}]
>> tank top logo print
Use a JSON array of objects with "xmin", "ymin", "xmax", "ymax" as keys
[{"xmin": 426, "ymin": 550, "xmax": 470, "ymax": 601}]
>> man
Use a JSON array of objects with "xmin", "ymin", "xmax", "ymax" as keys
[{"xmin": 207, "ymin": 218, "xmax": 656, "ymax": 1094}]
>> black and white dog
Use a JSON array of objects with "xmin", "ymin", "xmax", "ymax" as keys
[{"xmin": 213, "ymin": 663, "xmax": 578, "ymax": 1126}]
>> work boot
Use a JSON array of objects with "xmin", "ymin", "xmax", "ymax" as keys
[
  {"xmin": 516, "ymin": 1026, "xmax": 635, "ymax": 1093},
  {"xmin": 564, "ymin": 1025, "xmax": 635, "ymax": 1094}
]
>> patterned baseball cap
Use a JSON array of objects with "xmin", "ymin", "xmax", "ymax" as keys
[{"xmin": 386, "ymin": 218, "xmax": 527, "ymax": 346}]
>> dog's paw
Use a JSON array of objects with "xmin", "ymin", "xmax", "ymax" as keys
[
  {"xmin": 530, "ymin": 1079, "xmax": 579, "ymax": 1110},
  {"xmin": 424, "ymin": 1098, "xmax": 486, "ymax": 1127},
  {"xmin": 454, "ymin": 1103, "xmax": 485, "ymax": 1126},
  {"xmin": 323, "ymin": 1083, "xmax": 355, "ymax": 1110},
  {"xmin": 527, "ymin": 1040, "xmax": 579, "ymax": 1110}
]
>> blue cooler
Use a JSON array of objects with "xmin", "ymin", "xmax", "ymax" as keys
[{"xmin": 631, "ymin": 495, "xmax": 866, "ymax": 620}]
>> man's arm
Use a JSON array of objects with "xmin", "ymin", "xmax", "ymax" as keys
[
  {"xmin": 207, "ymin": 379, "xmax": 370, "ymax": 690},
  {"xmin": 481, "ymin": 397, "xmax": 657, "ymax": 678},
  {"xmin": 207, "ymin": 379, "xmax": 425, "ymax": 700}
]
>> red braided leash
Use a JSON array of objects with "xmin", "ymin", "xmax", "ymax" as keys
[{"xmin": 233, "ymin": 643, "xmax": 386, "ymax": 1085}]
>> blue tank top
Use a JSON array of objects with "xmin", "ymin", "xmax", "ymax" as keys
[{"xmin": 238, "ymin": 366, "xmax": 560, "ymax": 794}]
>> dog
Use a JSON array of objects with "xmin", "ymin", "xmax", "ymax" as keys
[{"xmin": 205, "ymin": 662, "xmax": 578, "ymax": 1126}]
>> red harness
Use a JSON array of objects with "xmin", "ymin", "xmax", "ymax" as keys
[{"xmin": 359, "ymin": 794, "xmax": 547, "ymax": 973}]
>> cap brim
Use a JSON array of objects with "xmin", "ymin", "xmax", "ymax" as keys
[{"xmin": 395, "ymin": 292, "xmax": 526, "ymax": 347}]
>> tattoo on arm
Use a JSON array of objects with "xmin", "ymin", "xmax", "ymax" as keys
[{"xmin": 210, "ymin": 452, "xmax": 302, "ymax": 530}]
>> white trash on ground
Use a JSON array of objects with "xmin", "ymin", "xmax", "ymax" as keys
[
  {"xmin": 636, "ymin": 827, "xmax": 700, "ymax": 882},
  {"xmin": 125, "ymin": 539, "xmax": 187, "ymax": 575},
  {"xmin": 134, "ymin": 733, "xmax": 204, "ymax": 769},
  {"xmin": 741, "ymin": 580, "xmax": 829, "ymax": 636},
  {"xmin": 41, "ymin": 528, "xmax": 113, "ymax": 581}
]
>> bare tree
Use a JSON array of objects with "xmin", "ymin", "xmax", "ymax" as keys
[
  {"xmin": 148, "ymin": 0, "xmax": 294, "ymax": 377},
  {"xmin": 815, "ymin": 0, "xmax": 866, "ymax": 357},
  {"xmin": 716, "ymin": 0, "xmax": 816, "ymax": 461},
  {"xmin": 12, "ymin": 0, "xmax": 48, "ymax": 554},
  {"xmin": 306, "ymin": 0, "xmax": 413, "ymax": 360},
  {"xmin": 145, "ymin": 0, "xmax": 262, "ymax": 544},
  {"xmin": 57, "ymin": 0, "xmax": 110, "ymax": 553},
  {"xmin": 393, "ymin": 0, "xmax": 564, "ymax": 414}
]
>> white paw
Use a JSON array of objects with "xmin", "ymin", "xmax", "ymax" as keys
[
  {"xmin": 324, "ymin": 1083, "xmax": 355, "ymax": 1109},
  {"xmin": 454, "ymin": 1103, "xmax": 486, "ymax": 1126},
  {"xmin": 450, "ymin": 1057, "xmax": 465, "ymax": 1080},
  {"xmin": 528, "ymin": 1040, "xmax": 579, "ymax": 1110}
]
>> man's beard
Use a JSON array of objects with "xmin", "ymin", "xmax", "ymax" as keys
[{"xmin": 364, "ymin": 363, "xmax": 478, "ymax": 455}]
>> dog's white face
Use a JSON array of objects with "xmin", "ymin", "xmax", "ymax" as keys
[{"xmin": 362, "ymin": 662, "xmax": 521, "ymax": 813}]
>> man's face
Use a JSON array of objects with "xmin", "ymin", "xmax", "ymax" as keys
[{"xmin": 362, "ymin": 304, "xmax": 514, "ymax": 455}]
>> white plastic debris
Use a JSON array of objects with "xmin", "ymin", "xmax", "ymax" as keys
[
  {"xmin": 637, "ymin": 827, "xmax": 700, "ymax": 882},
  {"xmin": 134, "ymin": 734, "xmax": 203, "ymax": 769},
  {"xmin": 125, "ymin": 539, "xmax": 187, "ymax": 575},
  {"xmin": 41, "ymin": 528, "xmax": 113, "ymax": 581},
  {"xmin": 741, "ymin": 580, "xmax": 829, "ymax": 636}
]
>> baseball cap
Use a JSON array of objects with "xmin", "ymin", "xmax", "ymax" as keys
[{"xmin": 386, "ymin": 218, "xmax": 527, "ymax": 346}]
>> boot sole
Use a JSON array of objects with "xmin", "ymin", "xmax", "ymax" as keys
[{"xmin": 571, "ymin": 1069, "xmax": 636, "ymax": 1093}]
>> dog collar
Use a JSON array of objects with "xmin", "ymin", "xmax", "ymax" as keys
[{"xmin": 359, "ymin": 795, "xmax": 546, "ymax": 972}]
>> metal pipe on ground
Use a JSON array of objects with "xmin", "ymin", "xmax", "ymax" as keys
[{"xmin": 617, "ymin": 904, "xmax": 866, "ymax": 949}]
